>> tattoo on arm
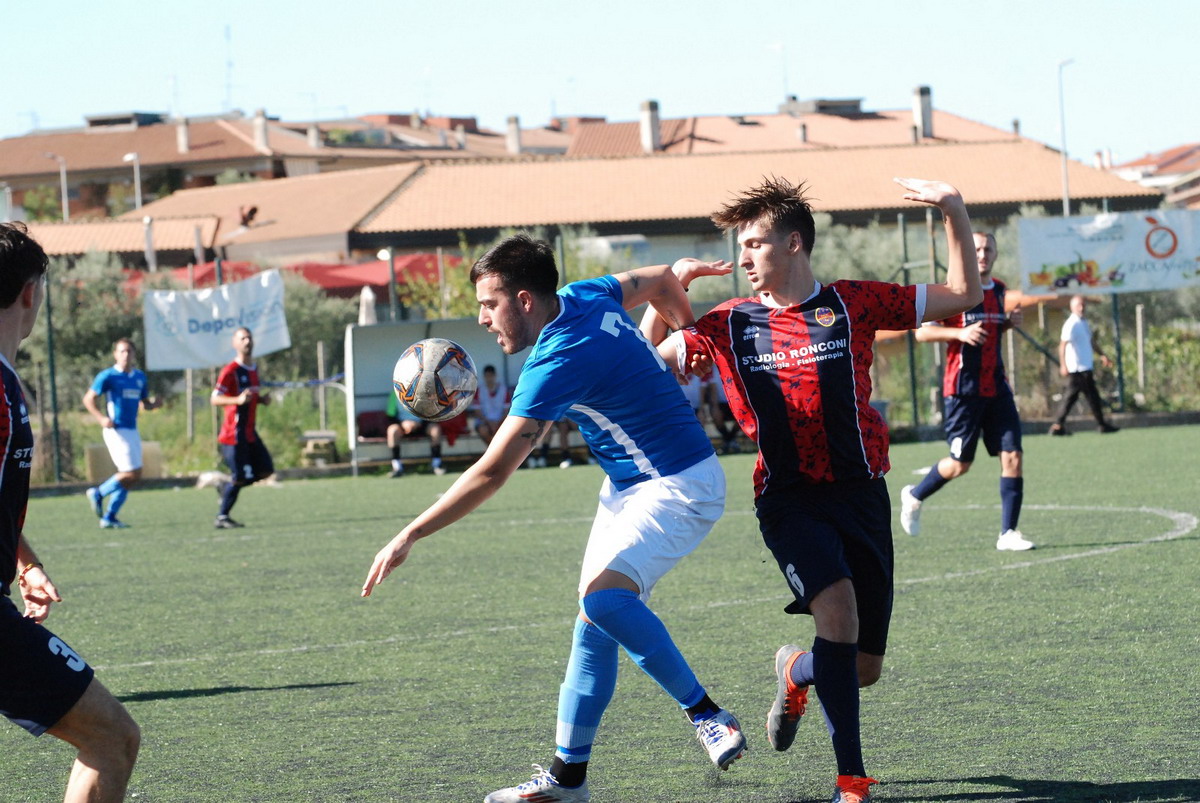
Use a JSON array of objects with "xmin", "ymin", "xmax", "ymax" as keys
[
  {"xmin": 520, "ymin": 420, "xmax": 553, "ymax": 450},
  {"xmin": 626, "ymin": 271, "xmax": 642, "ymax": 291}
]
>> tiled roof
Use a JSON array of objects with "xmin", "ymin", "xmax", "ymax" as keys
[
  {"xmin": 567, "ymin": 109, "xmax": 1021, "ymax": 157},
  {"xmin": 28, "ymin": 216, "xmax": 219, "ymax": 255},
  {"xmin": 361, "ymin": 140, "xmax": 1160, "ymax": 234},
  {"xmin": 1114, "ymin": 143, "xmax": 1200, "ymax": 176},
  {"xmin": 121, "ymin": 162, "xmax": 423, "ymax": 245},
  {"xmin": 0, "ymin": 117, "xmax": 425, "ymax": 181}
]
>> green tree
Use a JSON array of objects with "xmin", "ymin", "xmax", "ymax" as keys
[{"xmin": 22, "ymin": 185, "xmax": 62, "ymax": 222}]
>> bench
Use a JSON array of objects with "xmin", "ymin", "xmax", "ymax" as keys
[{"xmin": 352, "ymin": 410, "xmax": 484, "ymax": 475}]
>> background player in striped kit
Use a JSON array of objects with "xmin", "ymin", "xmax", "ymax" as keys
[{"xmin": 900, "ymin": 232, "xmax": 1035, "ymax": 552}]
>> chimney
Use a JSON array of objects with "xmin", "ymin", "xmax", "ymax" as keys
[
  {"xmin": 1012, "ymin": 118, "xmax": 1021, "ymax": 137},
  {"xmin": 455, "ymin": 124, "xmax": 466, "ymax": 149},
  {"xmin": 253, "ymin": 108, "xmax": 269, "ymax": 151},
  {"xmin": 911, "ymin": 124, "xmax": 919, "ymax": 145},
  {"xmin": 409, "ymin": 111, "xmax": 422, "ymax": 129},
  {"xmin": 1093, "ymin": 151, "xmax": 1104, "ymax": 169},
  {"xmin": 506, "ymin": 116, "xmax": 522, "ymax": 155},
  {"xmin": 640, "ymin": 100, "xmax": 661, "ymax": 154},
  {"xmin": 176, "ymin": 116, "xmax": 190, "ymax": 154},
  {"xmin": 307, "ymin": 123, "xmax": 322, "ymax": 149},
  {"xmin": 1103, "ymin": 148, "xmax": 1113, "ymax": 169},
  {"xmin": 912, "ymin": 86, "xmax": 933, "ymax": 140},
  {"xmin": 437, "ymin": 129, "xmax": 448, "ymax": 147},
  {"xmin": 797, "ymin": 122, "xmax": 808, "ymax": 143}
]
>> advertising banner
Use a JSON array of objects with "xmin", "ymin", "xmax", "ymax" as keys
[
  {"xmin": 143, "ymin": 270, "xmax": 291, "ymax": 370},
  {"xmin": 1018, "ymin": 210, "xmax": 1200, "ymax": 295}
]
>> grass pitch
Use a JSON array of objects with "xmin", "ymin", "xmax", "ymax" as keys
[{"xmin": 3, "ymin": 425, "xmax": 1199, "ymax": 802}]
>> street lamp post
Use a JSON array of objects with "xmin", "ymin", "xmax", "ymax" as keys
[
  {"xmin": 123, "ymin": 152, "xmax": 143, "ymax": 209},
  {"xmin": 42, "ymin": 152, "xmax": 69, "ymax": 221},
  {"xmin": 1058, "ymin": 58, "xmax": 1074, "ymax": 217},
  {"xmin": 377, "ymin": 247, "xmax": 399, "ymax": 321}
]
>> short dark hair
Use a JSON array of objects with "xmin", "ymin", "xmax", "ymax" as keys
[
  {"xmin": 114, "ymin": 337, "xmax": 137, "ymax": 353},
  {"xmin": 711, "ymin": 176, "xmax": 817, "ymax": 255},
  {"xmin": 0, "ymin": 223, "xmax": 49, "ymax": 309},
  {"xmin": 469, "ymin": 233, "xmax": 559, "ymax": 297}
]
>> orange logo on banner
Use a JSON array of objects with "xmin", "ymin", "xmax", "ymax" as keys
[{"xmin": 1144, "ymin": 216, "xmax": 1179, "ymax": 259}]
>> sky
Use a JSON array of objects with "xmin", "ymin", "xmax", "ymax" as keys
[{"xmin": 7, "ymin": 0, "xmax": 1198, "ymax": 167}]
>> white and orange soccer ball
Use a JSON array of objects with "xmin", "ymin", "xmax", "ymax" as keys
[{"xmin": 392, "ymin": 338, "xmax": 478, "ymax": 422}]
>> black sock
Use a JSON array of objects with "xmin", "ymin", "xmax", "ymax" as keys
[
  {"xmin": 548, "ymin": 757, "xmax": 586, "ymax": 788},
  {"xmin": 390, "ymin": 444, "xmax": 401, "ymax": 460},
  {"xmin": 685, "ymin": 694, "xmax": 719, "ymax": 723}
]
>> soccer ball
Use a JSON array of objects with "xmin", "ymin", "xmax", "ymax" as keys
[{"xmin": 392, "ymin": 338, "xmax": 478, "ymax": 422}]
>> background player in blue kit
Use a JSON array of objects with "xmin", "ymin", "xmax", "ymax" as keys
[
  {"xmin": 83, "ymin": 338, "xmax": 160, "ymax": 529},
  {"xmin": 900, "ymin": 232, "xmax": 1035, "ymax": 551},
  {"xmin": 644, "ymin": 177, "xmax": 982, "ymax": 803},
  {"xmin": 363, "ymin": 234, "xmax": 744, "ymax": 803},
  {"xmin": 0, "ymin": 223, "xmax": 140, "ymax": 802}
]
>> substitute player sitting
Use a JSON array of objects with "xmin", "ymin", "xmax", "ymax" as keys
[{"xmin": 363, "ymin": 234, "xmax": 744, "ymax": 803}]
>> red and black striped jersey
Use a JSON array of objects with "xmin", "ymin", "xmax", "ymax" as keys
[
  {"xmin": 681, "ymin": 280, "xmax": 920, "ymax": 497},
  {"xmin": 935, "ymin": 280, "xmax": 1010, "ymax": 398},
  {"xmin": 215, "ymin": 361, "xmax": 263, "ymax": 446},
  {"xmin": 0, "ymin": 356, "xmax": 33, "ymax": 597}
]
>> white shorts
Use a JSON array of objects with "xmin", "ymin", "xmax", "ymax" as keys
[
  {"xmin": 578, "ymin": 454, "xmax": 725, "ymax": 601},
  {"xmin": 102, "ymin": 427, "xmax": 143, "ymax": 472}
]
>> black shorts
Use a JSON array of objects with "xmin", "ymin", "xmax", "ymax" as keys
[
  {"xmin": 0, "ymin": 596, "xmax": 95, "ymax": 736},
  {"xmin": 755, "ymin": 478, "xmax": 894, "ymax": 656},
  {"xmin": 221, "ymin": 439, "xmax": 274, "ymax": 485},
  {"xmin": 943, "ymin": 393, "xmax": 1022, "ymax": 464}
]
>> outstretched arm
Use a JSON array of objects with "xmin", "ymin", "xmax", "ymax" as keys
[
  {"xmin": 894, "ymin": 178, "xmax": 983, "ymax": 322},
  {"xmin": 636, "ymin": 259, "xmax": 732, "ymax": 346},
  {"xmin": 361, "ymin": 414, "xmax": 548, "ymax": 597}
]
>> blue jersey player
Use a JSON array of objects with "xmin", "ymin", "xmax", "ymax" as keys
[
  {"xmin": 363, "ymin": 234, "xmax": 744, "ymax": 802},
  {"xmin": 0, "ymin": 223, "xmax": 140, "ymax": 802},
  {"xmin": 83, "ymin": 338, "xmax": 160, "ymax": 528}
]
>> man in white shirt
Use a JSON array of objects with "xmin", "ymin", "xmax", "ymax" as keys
[{"xmin": 1049, "ymin": 295, "xmax": 1119, "ymax": 435}]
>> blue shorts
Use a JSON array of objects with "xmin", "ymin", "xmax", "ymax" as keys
[
  {"xmin": 943, "ymin": 393, "xmax": 1023, "ymax": 464},
  {"xmin": 0, "ymin": 596, "xmax": 95, "ymax": 736},
  {"xmin": 221, "ymin": 439, "xmax": 274, "ymax": 485},
  {"xmin": 755, "ymin": 478, "xmax": 894, "ymax": 656}
]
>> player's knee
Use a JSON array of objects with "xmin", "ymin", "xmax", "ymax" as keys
[
  {"xmin": 945, "ymin": 459, "xmax": 971, "ymax": 478},
  {"xmin": 858, "ymin": 665, "xmax": 882, "ymax": 687}
]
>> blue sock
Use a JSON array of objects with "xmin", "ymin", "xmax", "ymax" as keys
[
  {"xmin": 105, "ymin": 485, "xmax": 129, "ymax": 519},
  {"xmin": 219, "ymin": 483, "xmax": 241, "ymax": 517},
  {"xmin": 912, "ymin": 464, "xmax": 950, "ymax": 501},
  {"xmin": 554, "ymin": 617, "xmax": 618, "ymax": 767},
  {"xmin": 98, "ymin": 475, "xmax": 123, "ymax": 498},
  {"xmin": 1000, "ymin": 476, "xmax": 1023, "ymax": 533},
  {"xmin": 788, "ymin": 650, "xmax": 816, "ymax": 687},
  {"xmin": 812, "ymin": 636, "xmax": 865, "ymax": 778},
  {"xmin": 580, "ymin": 588, "xmax": 705, "ymax": 709}
]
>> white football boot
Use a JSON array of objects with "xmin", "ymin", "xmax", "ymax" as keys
[
  {"xmin": 693, "ymin": 708, "xmax": 747, "ymax": 770},
  {"xmin": 483, "ymin": 765, "xmax": 589, "ymax": 803},
  {"xmin": 899, "ymin": 485, "xmax": 921, "ymax": 536},
  {"xmin": 996, "ymin": 529, "xmax": 1035, "ymax": 551}
]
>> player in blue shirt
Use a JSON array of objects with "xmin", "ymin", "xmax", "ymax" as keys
[
  {"xmin": 363, "ymin": 234, "xmax": 744, "ymax": 803},
  {"xmin": 0, "ymin": 222, "xmax": 140, "ymax": 801},
  {"xmin": 83, "ymin": 338, "xmax": 160, "ymax": 528}
]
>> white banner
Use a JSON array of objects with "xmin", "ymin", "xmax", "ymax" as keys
[
  {"xmin": 143, "ymin": 270, "xmax": 291, "ymax": 370},
  {"xmin": 1019, "ymin": 210, "xmax": 1200, "ymax": 295}
]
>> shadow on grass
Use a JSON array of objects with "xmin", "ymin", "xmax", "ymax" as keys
[
  {"xmin": 889, "ymin": 774, "xmax": 1200, "ymax": 802},
  {"xmin": 117, "ymin": 681, "xmax": 355, "ymax": 703}
]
